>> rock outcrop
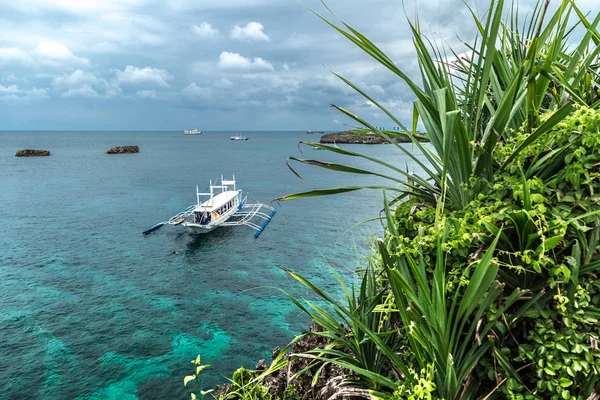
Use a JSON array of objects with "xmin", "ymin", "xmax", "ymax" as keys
[
  {"xmin": 106, "ymin": 145, "xmax": 139, "ymax": 154},
  {"xmin": 320, "ymin": 130, "xmax": 428, "ymax": 144},
  {"xmin": 15, "ymin": 149, "xmax": 51, "ymax": 157},
  {"xmin": 214, "ymin": 321, "xmax": 348, "ymax": 400}
]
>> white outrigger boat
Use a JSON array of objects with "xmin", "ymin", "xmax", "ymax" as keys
[{"xmin": 143, "ymin": 176, "xmax": 276, "ymax": 238}]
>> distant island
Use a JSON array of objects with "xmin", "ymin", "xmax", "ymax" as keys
[
  {"xmin": 15, "ymin": 149, "xmax": 51, "ymax": 157},
  {"xmin": 319, "ymin": 129, "xmax": 428, "ymax": 144},
  {"xmin": 106, "ymin": 145, "xmax": 140, "ymax": 154}
]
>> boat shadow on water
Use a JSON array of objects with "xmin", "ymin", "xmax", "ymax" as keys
[{"xmin": 173, "ymin": 228, "xmax": 242, "ymax": 254}]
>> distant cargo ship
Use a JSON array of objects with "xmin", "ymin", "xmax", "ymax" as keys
[{"xmin": 184, "ymin": 129, "xmax": 202, "ymax": 135}]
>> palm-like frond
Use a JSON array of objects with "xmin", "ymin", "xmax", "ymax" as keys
[{"xmin": 280, "ymin": 0, "xmax": 599, "ymax": 211}]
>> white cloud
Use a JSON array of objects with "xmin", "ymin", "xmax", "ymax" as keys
[
  {"xmin": 192, "ymin": 22, "xmax": 219, "ymax": 38},
  {"xmin": 284, "ymin": 32, "xmax": 311, "ymax": 48},
  {"xmin": 53, "ymin": 69, "xmax": 101, "ymax": 87},
  {"xmin": 168, "ymin": 0, "xmax": 277, "ymax": 11},
  {"xmin": 364, "ymin": 84, "xmax": 384, "ymax": 95},
  {"xmin": 53, "ymin": 69, "xmax": 124, "ymax": 98},
  {"xmin": 230, "ymin": 22, "xmax": 270, "ymax": 42},
  {"xmin": 0, "ymin": 84, "xmax": 48, "ymax": 101},
  {"xmin": 34, "ymin": 41, "xmax": 74, "ymax": 59},
  {"xmin": 114, "ymin": 65, "xmax": 173, "ymax": 87},
  {"xmin": 33, "ymin": 41, "xmax": 89, "ymax": 66},
  {"xmin": 0, "ymin": 43, "xmax": 88, "ymax": 69},
  {"xmin": 136, "ymin": 89, "xmax": 159, "ymax": 99},
  {"xmin": 1, "ymin": 72, "xmax": 21, "ymax": 83},
  {"xmin": 105, "ymin": 82, "xmax": 123, "ymax": 98},
  {"xmin": 0, "ymin": 47, "xmax": 35, "ymax": 67},
  {"xmin": 62, "ymin": 84, "xmax": 99, "ymax": 98},
  {"xmin": 183, "ymin": 82, "xmax": 211, "ymax": 99},
  {"xmin": 213, "ymin": 78, "xmax": 233, "ymax": 89},
  {"xmin": 242, "ymin": 74, "xmax": 300, "ymax": 93},
  {"xmin": 28, "ymin": 88, "xmax": 49, "ymax": 98},
  {"xmin": 70, "ymin": 12, "xmax": 168, "ymax": 51},
  {"xmin": 0, "ymin": 84, "xmax": 20, "ymax": 95},
  {"xmin": 218, "ymin": 52, "xmax": 273, "ymax": 71},
  {"xmin": 4, "ymin": 0, "xmax": 146, "ymax": 15}
]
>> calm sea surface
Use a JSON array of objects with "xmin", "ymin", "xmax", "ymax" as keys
[{"xmin": 0, "ymin": 131, "xmax": 421, "ymax": 399}]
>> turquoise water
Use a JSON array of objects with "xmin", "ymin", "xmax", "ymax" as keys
[{"xmin": 0, "ymin": 131, "xmax": 416, "ymax": 399}]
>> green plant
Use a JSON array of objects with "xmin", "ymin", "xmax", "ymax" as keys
[
  {"xmin": 221, "ymin": 367, "xmax": 272, "ymax": 400},
  {"xmin": 275, "ymin": 107, "xmax": 600, "ymax": 399},
  {"xmin": 278, "ymin": 0, "xmax": 599, "ymax": 212},
  {"xmin": 281, "ymin": 256, "xmax": 405, "ymax": 390},
  {"xmin": 279, "ymin": 194, "xmax": 534, "ymax": 398},
  {"xmin": 184, "ymin": 355, "xmax": 214, "ymax": 400}
]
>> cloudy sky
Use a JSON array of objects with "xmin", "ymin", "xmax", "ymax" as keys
[{"xmin": 0, "ymin": 0, "xmax": 597, "ymax": 131}]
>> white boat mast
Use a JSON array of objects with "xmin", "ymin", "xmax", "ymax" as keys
[
  {"xmin": 195, "ymin": 181, "xmax": 214, "ymax": 208},
  {"xmin": 221, "ymin": 175, "xmax": 236, "ymax": 191}
]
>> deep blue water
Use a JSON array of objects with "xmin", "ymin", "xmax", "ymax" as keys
[{"xmin": 0, "ymin": 131, "xmax": 419, "ymax": 399}]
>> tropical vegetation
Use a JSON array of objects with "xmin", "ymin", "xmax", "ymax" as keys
[{"xmin": 186, "ymin": 0, "xmax": 600, "ymax": 398}]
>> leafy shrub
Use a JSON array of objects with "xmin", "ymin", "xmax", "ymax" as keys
[{"xmin": 385, "ymin": 107, "xmax": 600, "ymax": 398}]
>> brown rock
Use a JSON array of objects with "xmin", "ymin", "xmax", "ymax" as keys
[
  {"xmin": 15, "ymin": 149, "xmax": 51, "ymax": 157},
  {"xmin": 223, "ymin": 320, "xmax": 351, "ymax": 400},
  {"xmin": 255, "ymin": 359, "xmax": 267, "ymax": 371},
  {"xmin": 106, "ymin": 145, "xmax": 139, "ymax": 154}
]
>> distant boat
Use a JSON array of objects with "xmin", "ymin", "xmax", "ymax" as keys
[
  {"xmin": 184, "ymin": 129, "xmax": 202, "ymax": 135},
  {"xmin": 306, "ymin": 129, "xmax": 325, "ymax": 134},
  {"xmin": 231, "ymin": 135, "xmax": 248, "ymax": 140}
]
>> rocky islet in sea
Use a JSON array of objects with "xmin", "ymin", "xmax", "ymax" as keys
[
  {"xmin": 14, "ymin": 147, "xmax": 141, "ymax": 156},
  {"xmin": 106, "ymin": 145, "xmax": 140, "ymax": 154},
  {"xmin": 15, "ymin": 149, "xmax": 51, "ymax": 157},
  {"xmin": 319, "ymin": 130, "xmax": 427, "ymax": 144}
]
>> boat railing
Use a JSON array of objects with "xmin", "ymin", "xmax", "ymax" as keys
[
  {"xmin": 209, "ymin": 185, "xmax": 229, "ymax": 191},
  {"xmin": 221, "ymin": 202, "xmax": 276, "ymax": 237},
  {"xmin": 167, "ymin": 205, "xmax": 194, "ymax": 224}
]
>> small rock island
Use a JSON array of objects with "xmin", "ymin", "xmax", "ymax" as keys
[
  {"xmin": 320, "ymin": 129, "xmax": 427, "ymax": 144},
  {"xmin": 106, "ymin": 145, "xmax": 140, "ymax": 154},
  {"xmin": 15, "ymin": 149, "xmax": 51, "ymax": 157}
]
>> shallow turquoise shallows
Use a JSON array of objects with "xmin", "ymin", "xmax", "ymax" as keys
[{"xmin": 0, "ymin": 131, "xmax": 422, "ymax": 399}]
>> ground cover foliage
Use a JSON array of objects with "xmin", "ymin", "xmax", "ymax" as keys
[{"xmin": 187, "ymin": 0, "xmax": 600, "ymax": 399}]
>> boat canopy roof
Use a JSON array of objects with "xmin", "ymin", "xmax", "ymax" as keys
[{"xmin": 194, "ymin": 190, "xmax": 239, "ymax": 212}]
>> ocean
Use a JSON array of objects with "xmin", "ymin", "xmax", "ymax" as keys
[{"xmin": 0, "ymin": 131, "xmax": 418, "ymax": 399}]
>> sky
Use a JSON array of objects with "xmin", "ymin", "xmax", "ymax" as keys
[{"xmin": 0, "ymin": 0, "xmax": 598, "ymax": 131}]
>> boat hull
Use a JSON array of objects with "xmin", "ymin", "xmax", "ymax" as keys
[{"xmin": 183, "ymin": 223, "xmax": 218, "ymax": 233}]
